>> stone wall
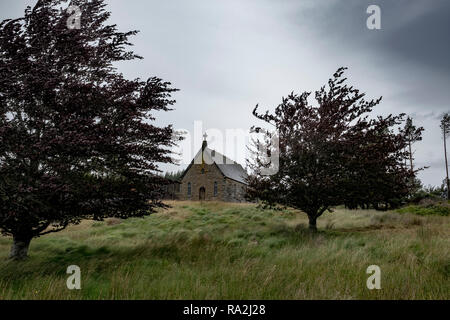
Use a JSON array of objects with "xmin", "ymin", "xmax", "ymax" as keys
[
  {"xmin": 222, "ymin": 179, "xmax": 247, "ymax": 202},
  {"xmin": 177, "ymin": 163, "xmax": 247, "ymax": 202}
]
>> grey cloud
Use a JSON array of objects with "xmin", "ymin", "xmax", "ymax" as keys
[{"xmin": 1, "ymin": 0, "xmax": 449, "ymax": 186}]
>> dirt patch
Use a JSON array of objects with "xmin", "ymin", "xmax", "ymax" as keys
[{"xmin": 106, "ymin": 218, "xmax": 122, "ymax": 226}]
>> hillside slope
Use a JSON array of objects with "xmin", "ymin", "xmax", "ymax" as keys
[{"xmin": 0, "ymin": 201, "xmax": 448, "ymax": 299}]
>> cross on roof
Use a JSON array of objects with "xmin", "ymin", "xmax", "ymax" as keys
[{"xmin": 203, "ymin": 132, "xmax": 208, "ymax": 141}]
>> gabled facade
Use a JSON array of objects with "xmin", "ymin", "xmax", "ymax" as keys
[{"xmin": 177, "ymin": 139, "xmax": 248, "ymax": 202}]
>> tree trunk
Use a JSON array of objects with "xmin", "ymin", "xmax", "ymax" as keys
[
  {"xmin": 408, "ymin": 139, "xmax": 413, "ymax": 172},
  {"xmin": 308, "ymin": 216, "xmax": 317, "ymax": 232},
  {"xmin": 444, "ymin": 132, "xmax": 450, "ymax": 200},
  {"xmin": 9, "ymin": 237, "xmax": 31, "ymax": 260}
]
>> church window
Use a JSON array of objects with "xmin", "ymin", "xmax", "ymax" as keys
[
  {"xmin": 214, "ymin": 182, "xmax": 218, "ymax": 196},
  {"xmin": 187, "ymin": 182, "xmax": 191, "ymax": 196}
]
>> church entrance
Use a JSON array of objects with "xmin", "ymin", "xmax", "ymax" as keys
[{"xmin": 199, "ymin": 187, "xmax": 206, "ymax": 201}]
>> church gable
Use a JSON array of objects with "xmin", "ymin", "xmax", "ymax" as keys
[
  {"xmin": 176, "ymin": 137, "xmax": 248, "ymax": 202},
  {"xmin": 180, "ymin": 162, "xmax": 224, "ymax": 201}
]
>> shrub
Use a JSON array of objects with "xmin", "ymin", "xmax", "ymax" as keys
[{"xmin": 397, "ymin": 205, "xmax": 450, "ymax": 216}]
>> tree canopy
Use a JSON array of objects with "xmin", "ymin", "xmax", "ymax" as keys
[
  {"xmin": 0, "ymin": 0, "xmax": 178, "ymax": 259},
  {"xmin": 247, "ymin": 68, "xmax": 417, "ymax": 230}
]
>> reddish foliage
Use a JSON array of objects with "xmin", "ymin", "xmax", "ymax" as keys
[
  {"xmin": 247, "ymin": 68, "xmax": 419, "ymax": 230},
  {"xmin": 0, "ymin": 0, "xmax": 178, "ymax": 250}
]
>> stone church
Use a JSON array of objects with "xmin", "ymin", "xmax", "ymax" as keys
[{"xmin": 175, "ymin": 137, "xmax": 248, "ymax": 202}]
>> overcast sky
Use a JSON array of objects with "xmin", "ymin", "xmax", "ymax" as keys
[{"xmin": 1, "ymin": 0, "xmax": 449, "ymax": 186}]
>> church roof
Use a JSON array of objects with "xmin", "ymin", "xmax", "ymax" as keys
[
  {"xmin": 181, "ymin": 146, "xmax": 249, "ymax": 185},
  {"xmin": 216, "ymin": 162, "xmax": 248, "ymax": 185}
]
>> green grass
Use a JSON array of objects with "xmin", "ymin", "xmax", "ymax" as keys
[
  {"xmin": 0, "ymin": 201, "xmax": 449, "ymax": 299},
  {"xmin": 397, "ymin": 204, "xmax": 450, "ymax": 216}
]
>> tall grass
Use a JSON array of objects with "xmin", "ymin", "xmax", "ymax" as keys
[{"xmin": 0, "ymin": 201, "xmax": 448, "ymax": 299}]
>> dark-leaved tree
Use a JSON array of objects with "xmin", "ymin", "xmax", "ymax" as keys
[
  {"xmin": 401, "ymin": 116, "xmax": 424, "ymax": 173},
  {"xmin": 247, "ymin": 68, "xmax": 416, "ymax": 231},
  {"xmin": 0, "ymin": 0, "xmax": 178, "ymax": 259},
  {"xmin": 400, "ymin": 116, "xmax": 424, "ymax": 198}
]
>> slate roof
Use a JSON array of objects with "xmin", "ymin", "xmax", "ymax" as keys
[
  {"xmin": 216, "ymin": 162, "xmax": 248, "ymax": 184},
  {"xmin": 181, "ymin": 146, "xmax": 248, "ymax": 185}
]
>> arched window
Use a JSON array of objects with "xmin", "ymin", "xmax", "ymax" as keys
[
  {"xmin": 214, "ymin": 181, "xmax": 218, "ymax": 196},
  {"xmin": 187, "ymin": 182, "xmax": 191, "ymax": 196}
]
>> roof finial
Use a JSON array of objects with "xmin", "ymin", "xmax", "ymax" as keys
[{"xmin": 202, "ymin": 132, "xmax": 208, "ymax": 151}]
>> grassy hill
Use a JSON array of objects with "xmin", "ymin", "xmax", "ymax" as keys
[{"xmin": 0, "ymin": 201, "xmax": 448, "ymax": 299}]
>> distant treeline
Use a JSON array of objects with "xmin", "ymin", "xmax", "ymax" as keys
[{"xmin": 164, "ymin": 170, "xmax": 184, "ymax": 182}]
